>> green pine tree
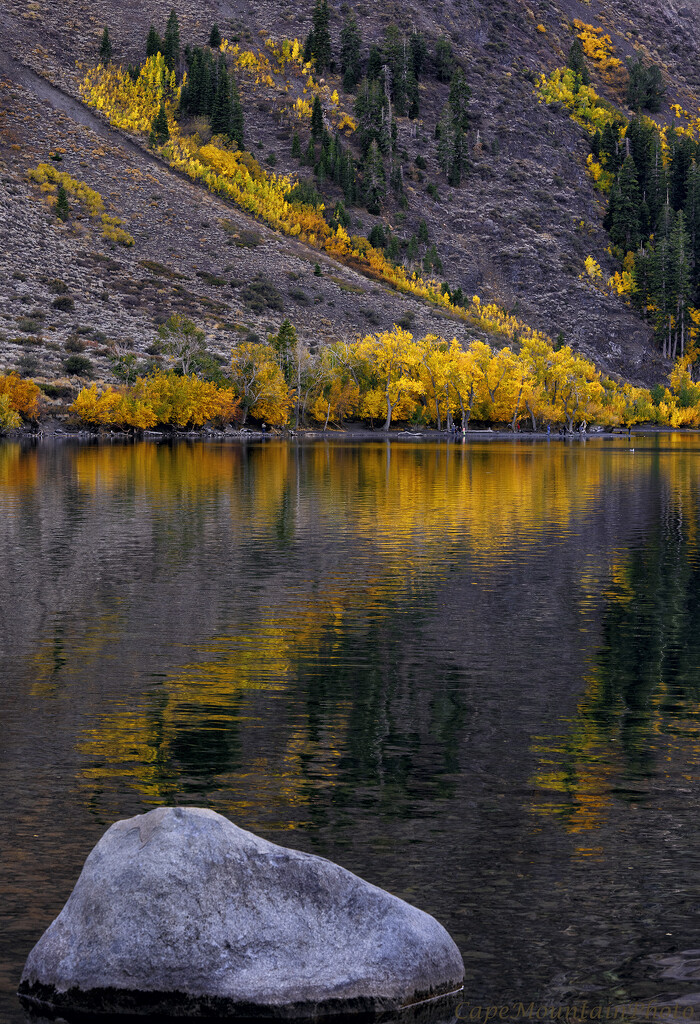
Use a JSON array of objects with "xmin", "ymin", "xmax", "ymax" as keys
[
  {"xmin": 367, "ymin": 45, "xmax": 383, "ymax": 83},
  {"xmin": 310, "ymin": 0, "xmax": 332, "ymax": 74},
  {"xmin": 340, "ymin": 9, "xmax": 362, "ymax": 92},
  {"xmin": 163, "ymin": 10, "xmax": 181, "ymax": 73},
  {"xmin": 151, "ymin": 102, "xmax": 170, "ymax": 145},
  {"xmin": 566, "ymin": 38, "xmax": 590, "ymax": 86},
  {"xmin": 55, "ymin": 184, "xmax": 70, "ymax": 221},
  {"xmin": 99, "ymin": 27, "xmax": 112, "ymax": 64},
  {"xmin": 209, "ymin": 24, "xmax": 222, "ymax": 48},
  {"xmin": 362, "ymin": 140, "xmax": 386, "ymax": 214},
  {"xmin": 434, "ymin": 37, "xmax": 454, "ymax": 83},
  {"xmin": 210, "ymin": 58, "xmax": 232, "ymax": 135},
  {"xmin": 311, "ymin": 95, "xmax": 324, "ymax": 139},
  {"xmin": 610, "ymin": 156, "xmax": 642, "ymax": 252},
  {"xmin": 292, "ymin": 129, "xmax": 302, "ymax": 159},
  {"xmin": 228, "ymin": 75, "xmax": 244, "ymax": 148},
  {"xmin": 146, "ymin": 25, "xmax": 162, "ymax": 58}
]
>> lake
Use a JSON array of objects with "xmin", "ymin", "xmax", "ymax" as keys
[{"xmin": 3, "ymin": 435, "xmax": 700, "ymax": 1022}]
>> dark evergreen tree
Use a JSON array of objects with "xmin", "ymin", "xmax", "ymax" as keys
[
  {"xmin": 99, "ymin": 27, "xmax": 112, "ymax": 64},
  {"xmin": 410, "ymin": 32, "xmax": 427, "ymax": 81},
  {"xmin": 354, "ymin": 77, "xmax": 390, "ymax": 155},
  {"xmin": 228, "ymin": 74, "xmax": 244, "ymax": 148},
  {"xmin": 368, "ymin": 223, "xmax": 387, "ymax": 248},
  {"xmin": 305, "ymin": 136, "xmax": 316, "ymax": 165},
  {"xmin": 210, "ymin": 58, "xmax": 232, "ymax": 135},
  {"xmin": 647, "ymin": 134, "xmax": 668, "ymax": 228},
  {"xmin": 449, "ymin": 66, "xmax": 471, "ymax": 131},
  {"xmin": 436, "ymin": 67, "xmax": 470, "ymax": 185},
  {"xmin": 292, "ymin": 129, "xmax": 302, "ymax": 159},
  {"xmin": 340, "ymin": 9, "xmax": 362, "ymax": 92},
  {"xmin": 649, "ymin": 203, "xmax": 675, "ymax": 357},
  {"xmin": 668, "ymin": 133, "xmax": 696, "ymax": 212},
  {"xmin": 423, "ymin": 243, "xmax": 443, "ymax": 274},
  {"xmin": 610, "ymin": 155, "xmax": 642, "ymax": 251},
  {"xmin": 209, "ymin": 24, "xmax": 222, "ymax": 48},
  {"xmin": 367, "ymin": 45, "xmax": 383, "ymax": 83},
  {"xmin": 56, "ymin": 184, "xmax": 70, "ymax": 221},
  {"xmin": 627, "ymin": 57, "xmax": 666, "ymax": 113},
  {"xmin": 163, "ymin": 9, "xmax": 181, "ymax": 73},
  {"xmin": 600, "ymin": 121, "xmax": 622, "ymax": 173},
  {"xmin": 417, "ymin": 219, "xmax": 429, "ymax": 244},
  {"xmin": 303, "ymin": 31, "xmax": 314, "ymax": 65},
  {"xmin": 311, "ymin": 95, "xmax": 324, "ymax": 139},
  {"xmin": 330, "ymin": 200, "xmax": 349, "ymax": 228},
  {"xmin": 684, "ymin": 160, "xmax": 700, "ymax": 299},
  {"xmin": 362, "ymin": 140, "xmax": 386, "ymax": 214},
  {"xmin": 151, "ymin": 102, "xmax": 170, "ymax": 145},
  {"xmin": 308, "ymin": 0, "xmax": 332, "ymax": 74},
  {"xmin": 626, "ymin": 115, "xmax": 655, "ymax": 203},
  {"xmin": 434, "ymin": 37, "xmax": 454, "ymax": 83},
  {"xmin": 406, "ymin": 234, "xmax": 418, "ymax": 262},
  {"xmin": 669, "ymin": 210, "xmax": 692, "ymax": 359},
  {"xmin": 270, "ymin": 318, "xmax": 297, "ymax": 385},
  {"xmin": 146, "ymin": 25, "xmax": 162, "ymax": 58},
  {"xmin": 566, "ymin": 38, "xmax": 590, "ymax": 86},
  {"xmin": 384, "ymin": 24, "xmax": 407, "ymax": 115},
  {"xmin": 341, "ymin": 150, "xmax": 356, "ymax": 204}
]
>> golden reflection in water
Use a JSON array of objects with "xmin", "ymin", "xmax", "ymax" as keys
[
  {"xmin": 5, "ymin": 437, "xmax": 700, "ymax": 829},
  {"xmin": 530, "ymin": 446, "xmax": 700, "ymax": 853}
]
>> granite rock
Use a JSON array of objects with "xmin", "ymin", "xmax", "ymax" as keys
[{"xmin": 19, "ymin": 807, "xmax": 464, "ymax": 1018}]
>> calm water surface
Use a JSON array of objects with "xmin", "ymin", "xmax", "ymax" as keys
[{"xmin": 3, "ymin": 436, "xmax": 700, "ymax": 1021}]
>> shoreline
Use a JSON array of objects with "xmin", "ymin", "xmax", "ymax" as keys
[{"xmin": 1, "ymin": 424, "xmax": 690, "ymax": 444}]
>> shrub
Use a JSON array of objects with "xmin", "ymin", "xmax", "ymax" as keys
[
  {"xmin": 52, "ymin": 295, "xmax": 75, "ymax": 312},
  {"xmin": 64, "ymin": 355, "xmax": 94, "ymax": 377}
]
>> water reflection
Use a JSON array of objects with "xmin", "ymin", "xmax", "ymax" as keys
[{"xmin": 4, "ymin": 437, "xmax": 700, "ymax": 1020}]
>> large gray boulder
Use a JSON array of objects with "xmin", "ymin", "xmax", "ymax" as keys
[{"xmin": 19, "ymin": 807, "xmax": 464, "ymax": 1018}]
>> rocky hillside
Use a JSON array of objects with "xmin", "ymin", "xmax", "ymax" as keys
[{"xmin": 1, "ymin": 0, "xmax": 698, "ymax": 398}]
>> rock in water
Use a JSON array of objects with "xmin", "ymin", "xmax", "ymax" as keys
[{"xmin": 19, "ymin": 807, "xmax": 464, "ymax": 1018}]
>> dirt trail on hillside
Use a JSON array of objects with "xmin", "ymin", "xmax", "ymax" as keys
[{"xmin": 0, "ymin": 31, "xmax": 158, "ymax": 166}]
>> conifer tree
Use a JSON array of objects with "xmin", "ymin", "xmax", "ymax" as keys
[
  {"xmin": 566, "ymin": 38, "xmax": 590, "ymax": 86},
  {"xmin": 99, "ymin": 27, "xmax": 112, "ymax": 64},
  {"xmin": 163, "ymin": 10, "xmax": 181, "ymax": 74},
  {"xmin": 410, "ymin": 32, "xmax": 427, "ymax": 81},
  {"xmin": 437, "ymin": 67, "xmax": 470, "ymax": 185},
  {"xmin": 228, "ymin": 75, "xmax": 244, "ymax": 148},
  {"xmin": 669, "ymin": 133, "xmax": 696, "ymax": 212},
  {"xmin": 341, "ymin": 150, "xmax": 356, "ymax": 203},
  {"xmin": 151, "ymin": 103, "xmax": 170, "ymax": 145},
  {"xmin": 684, "ymin": 160, "xmax": 700, "ymax": 299},
  {"xmin": 209, "ymin": 24, "xmax": 222, "ymax": 48},
  {"xmin": 270, "ymin": 319, "xmax": 298, "ymax": 385},
  {"xmin": 311, "ymin": 95, "xmax": 324, "ymax": 139},
  {"xmin": 669, "ymin": 210, "xmax": 692, "ymax": 359},
  {"xmin": 307, "ymin": 0, "xmax": 332, "ymax": 74},
  {"xmin": 363, "ymin": 140, "xmax": 386, "ymax": 214},
  {"xmin": 56, "ymin": 184, "xmax": 70, "ymax": 221},
  {"xmin": 434, "ymin": 37, "xmax": 454, "ymax": 83},
  {"xmin": 354, "ymin": 77, "xmax": 390, "ymax": 155},
  {"xmin": 610, "ymin": 156, "xmax": 642, "ymax": 251},
  {"xmin": 406, "ymin": 234, "xmax": 418, "ymax": 262},
  {"xmin": 340, "ymin": 9, "xmax": 362, "ymax": 92},
  {"xmin": 367, "ymin": 45, "xmax": 383, "ymax": 83},
  {"xmin": 417, "ymin": 219, "xmax": 429, "ymax": 244},
  {"xmin": 384, "ymin": 25, "xmax": 407, "ymax": 115},
  {"xmin": 210, "ymin": 58, "xmax": 232, "ymax": 135},
  {"xmin": 292, "ymin": 129, "xmax": 302, "ymax": 159},
  {"xmin": 146, "ymin": 25, "xmax": 162, "ymax": 58}
]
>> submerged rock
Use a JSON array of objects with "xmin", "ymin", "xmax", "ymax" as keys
[{"xmin": 19, "ymin": 807, "xmax": 464, "ymax": 1019}]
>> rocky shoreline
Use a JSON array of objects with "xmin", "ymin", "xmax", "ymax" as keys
[{"xmin": 1, "ymin": 423, "xmax": 680, "ymax": 443}]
